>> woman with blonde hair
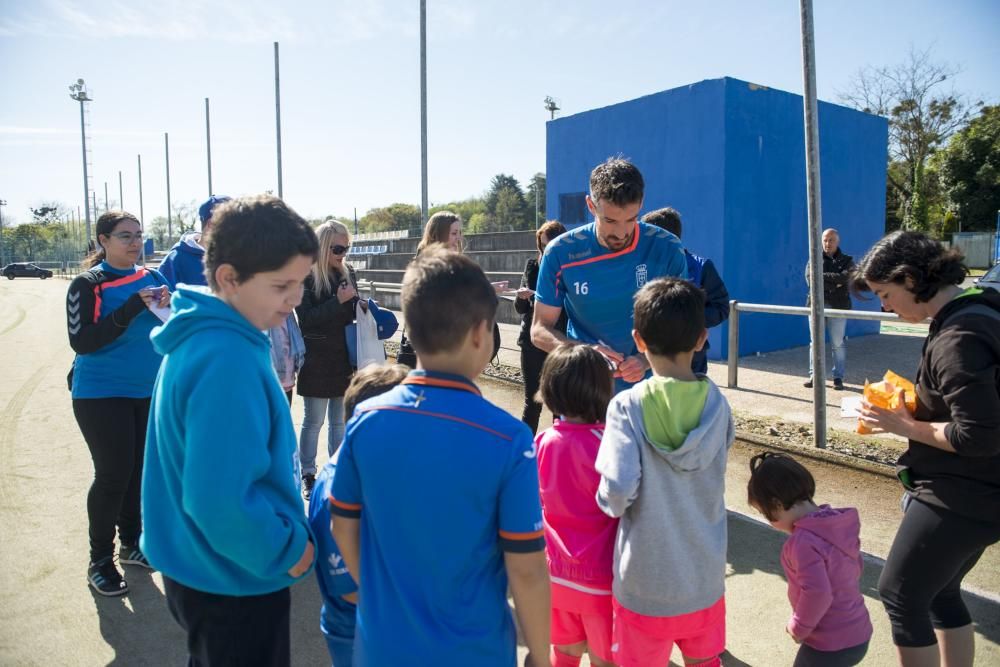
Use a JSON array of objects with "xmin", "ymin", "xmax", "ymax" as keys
[{"xmin": 295, "ymin": 219, "xmax": 358, "ymax": 499}]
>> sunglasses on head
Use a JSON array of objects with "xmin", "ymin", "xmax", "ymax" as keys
[{"xmin": 331, "ymin": 244, "xmax": 350, "ymax": 255}]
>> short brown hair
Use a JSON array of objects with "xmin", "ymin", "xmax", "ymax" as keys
[
  {"xmin": 401, "ymin": 247, "xmax": 497, "ymax": 356},
  {"xmin": 538, "ymin": 344, "xmax": 613, "ymax": 423},
  {"xmin": 536, "ymin": 220, "xmax": 567, "ymax": 253},
  {"xmin": 746, "ymin": 453, "xmax": 816, "ymax": 521},
  {"xmin": 633, "ymin": 278, "xmax": 705, "ymax": 357},
  {"xmin": 644, "ymin": 207, "xmax": 682, "ymax": 239},
  {"xmin": 589, "ymin": 158, "xmax": 644, "ymax": 206},
  {"xmin": 344, "ymin": 363, "xmax": 410, "ymax": 417}
]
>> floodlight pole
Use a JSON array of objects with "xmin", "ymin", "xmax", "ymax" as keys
[
  {"xmin": 165, "ymin": 132, "xmax": 172, "ymax": 243},
  {"xmin": 206, "ymin": 97, "xmax": 213, "ymax": 197},
  {"xmin": 118, "ymin": 171, "xmax": 124, "ymax": 210},
  {"xmin": 69, "ymin": 81, "xmax": 93, "ymax": 251},
  {"xmin": 138, "ymin": 154, "xmax": 145, "ymax": 264},
  {"xmin": 800, "ymin": 0, "xmax": 827, "ymax": 449},
  {"xmin": 420, "ymin": 0, "xmax": 428, "ymax": 226},
  {"xmin": 274, "ymin": 42, "xmax": 283, "ymax": 199},
  {"xmin": 0, "ymin": 199, "xmax": 7, "ymax": 266}
]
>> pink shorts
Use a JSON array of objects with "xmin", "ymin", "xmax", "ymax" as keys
[
  {"xmin": 550, "ymin": 583, "xmax": 614, "ymax": 663},
  {"xmin": 612, "ymin": 595, "xmax": 726, "ymax": 667}
]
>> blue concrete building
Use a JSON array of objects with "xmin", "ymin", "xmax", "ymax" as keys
[{"xmin": 546, "ymin": 77, "xmax": 888, "ymax": 359}]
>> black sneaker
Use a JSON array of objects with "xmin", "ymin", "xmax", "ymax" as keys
[
  {"xmin": 803, "ymin": 379, "xmax": 813, "ymax": 388},
  {"xmin": 302, "ymin": 474, "xmax": 316, "ymax": 501},
  {"xmin": 88, "ymin": 557, "xmax": 128, "ymax": 597},
  {"xmin": 119, "ymin": 544, "xmax": 154, "ymax": 570},
  {"xmin": 833, "ymin": 378, "xmax": 845, "ymax": 391}
]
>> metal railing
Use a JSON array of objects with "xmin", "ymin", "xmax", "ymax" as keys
[{"xmin": 726, "ymin": 300, "xmax": 926, "ymax": 389}]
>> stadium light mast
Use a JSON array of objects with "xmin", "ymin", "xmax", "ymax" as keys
[
  {"xmin": 69, "ymin": 79, "xmax": 93, "ymax": 249},
  {"xmin": 544, "ymin": 96, "xmax": 560, "ymax": 120}
]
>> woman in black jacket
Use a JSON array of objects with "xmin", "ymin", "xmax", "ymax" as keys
[
  {"xmin": 296, "ymin": 220, "xmax": 358, "ymax": 498},
  {"xmin": 856, "ymin": 231, "xmax": 1000, "ymax": 667},
  {"xmin": 514, "ymin": 220, "xmax": 566, "ymax": 432}
]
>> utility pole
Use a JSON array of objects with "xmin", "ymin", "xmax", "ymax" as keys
[
  {"xmin": 205, "ymin": 97, "xmax": 213, "ymax": 196},
  {"xmin": 274, "ymin": 42, "xmax": 283, "ymax": 199},
  {"xmin": 420, "ymin": 0, "xmax": 428, "ymax": 225},
  {"xmin": 800, "ymin": 0, "xmax": 827, "ymax": 449},
  {"xmin": 165, "ymin": 132, "xmax": 173, "ymax": 243}
]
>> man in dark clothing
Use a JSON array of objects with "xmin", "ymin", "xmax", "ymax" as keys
[
  {"xmin": 158, "ymin": 195, "xmax": 231, "ymax": 287},
  {"xmin": 804, "ymin": 228, "xmax": 854, "ymax": 390},
  {"xmin": 643, "ymin": 208, "xmax": 730, "ymax": 375}
]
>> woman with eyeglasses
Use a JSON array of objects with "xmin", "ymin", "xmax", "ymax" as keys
[
  {"xmin": 295, "ymin": 220, "xmax": 359, "ymax": 499},
  {"xmin": 67, "ymin": 210, "xmax": 173, "ymax": 597}
]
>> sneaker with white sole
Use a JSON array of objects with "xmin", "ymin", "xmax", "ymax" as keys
[
  {"xmin": 88, "ymin": 557, "xmax": 128, "ymax": 597},
  {"xmin": 119, "ymin": 544, "xmax": 154, "ymax": 570}
]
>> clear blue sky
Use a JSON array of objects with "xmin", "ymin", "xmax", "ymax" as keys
[{"xmin": 1, "ymin": 0, "xmax": 997, "ymax": 227}]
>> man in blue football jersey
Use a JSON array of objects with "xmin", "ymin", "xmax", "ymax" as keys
[{"xmin": 531, "ymin": 158, "xmax": 688, "ymax": 392}]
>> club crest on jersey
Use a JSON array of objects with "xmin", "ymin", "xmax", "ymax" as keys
[{"xmin": 635, "ymin": 263, "xmax": 648, "ymax": 288}]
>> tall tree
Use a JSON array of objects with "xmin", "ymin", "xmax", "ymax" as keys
[
  {"xmin": 839, "ymin": 47, "xmax": 979, "ymax": 232},
  {"xmin": 485, "ymin": 174, "xmax": 528, "ymax": 231},
  {"xmin": 934, "ymin": 105, "xmax": 1000, "ymax": 233}
]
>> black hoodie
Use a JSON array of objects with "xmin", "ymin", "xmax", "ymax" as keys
[{"xmin": 901, "ymin": 287, "xmax": 1000, "ymax": 523}]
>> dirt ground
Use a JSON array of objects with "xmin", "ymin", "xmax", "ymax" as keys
[{"xmin": 1, "ymin": 279, "xmax": 997, "ymax": 666}]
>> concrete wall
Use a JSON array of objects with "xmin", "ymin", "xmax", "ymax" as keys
[{"xmin": 546, "ymin": 77, "xmax": 889, "ymax": 358}]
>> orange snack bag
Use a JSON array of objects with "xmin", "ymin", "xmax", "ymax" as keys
[{"xmin": 857, "ymin": 370, "xmax": 917, "ymax": 434}]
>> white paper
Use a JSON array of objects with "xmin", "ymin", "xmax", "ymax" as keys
[
  {"xmin": 840, "ymin": 395, "xmax": 863, "ymax": 418},
  {"xmin": 148, "ymin": 303, "xmax": 171, "ymax": 323}
]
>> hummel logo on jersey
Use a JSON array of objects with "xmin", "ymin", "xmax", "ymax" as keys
[
  {"xmin": 635, "ymin": 263, "xmax": 648, "ymax": 288},
  {"xmin": 523, "ymin": 440, "xmax": 538, "ymax": 459}
]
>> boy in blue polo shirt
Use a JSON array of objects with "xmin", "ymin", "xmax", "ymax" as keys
[
  {"xmin": 308, "ymin": 362, "xmax": 409, "ymax": 666},
  {"xmin": 330, "ymin": 247, "xmax": 551, "ymax": 667}
]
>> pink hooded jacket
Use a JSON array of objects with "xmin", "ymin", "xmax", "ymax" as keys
[
  {"xmin": 536, "ymin": 420, "xmax": 618, "ymax": 593},
  {"xmin": 782, "ymin": 505, "xmax": 873, "ymax": 651}
]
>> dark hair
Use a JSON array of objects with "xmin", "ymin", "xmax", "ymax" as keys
[
  {"xmin": 536, "ymin": 220, "xmax": 567, "ymax": 253},
  {"xmin": 402, "ymin": 247, "xmax": 497, "ymax": 356},
  {"xmin": 538, "ymin": 344, "xmax": 613, "ymax": 423},
  {"xmin": 746, "ymin": 453, "xmax": 816, "ymax": 521},
  {"xmin": 83, "ymin": 210, "xmax": 141, "ymax": 268},
  {"xmin": 204, "ymin": 195, "xmax": 319, "ymax": 290},
  {"xmin": 344, "ymin": 363, "xmax": 409, "ymax": 417},
  {"xmin": 644, "ymin": 207, "xmax": 682, "ymax": 238},
  {"xmin": 633, "ymin": 277, "xmax": 705, "ymax": 357},
  {"xmin": 589, "ymin": 158, "xmax": 644, "ymax": 206},
  {"xmin": 417, "ymin": 211, "xmax": 462, "ymax": 255},
  {"xmin": 850, "ymin": 231, "xmax": 967, "ymax": 303}
]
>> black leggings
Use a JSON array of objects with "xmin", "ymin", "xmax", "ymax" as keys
[
  {"xmin": 877, "ymin": 498, "xmax": 1000, "ymax": 647},
  {"xmin": 72, "ymin": 397, "xmax": 150, "ymax": 562},
  {"xmin": 793, "ymin": 640, "xmax": 868, "ymax": 667},
  {"xmin": 520, "ymin": 341, "xmax": 547, "ymax": 433}
]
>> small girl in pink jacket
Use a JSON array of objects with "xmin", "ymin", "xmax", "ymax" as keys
[
  {"xmin": 747, "ymin": 453, "xmax": 873, "ymax": 667},
  {"xmin": 536, "ymin": 345, "xmax": 617, "ymax": 667}
]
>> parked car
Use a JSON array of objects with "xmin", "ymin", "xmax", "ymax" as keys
[
  {"xmin": 976, "ymin": 262, "xmax": 1000, "ymax": 291},
  {"xmin": 2, "ymin": 263, "xmax": 53, "ymax": 280}
]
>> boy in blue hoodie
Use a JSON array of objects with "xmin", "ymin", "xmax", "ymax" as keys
[
  {"xmin": 142, "ymin": 194, "xmax": 317, "ymax": 665},
  {"xmin": 157, "ymin": 194, "xmax": 230, "ymax": 286},
  {"xmin": 595, "ymin": 277, "xmax": 735, "ymax": 667}
]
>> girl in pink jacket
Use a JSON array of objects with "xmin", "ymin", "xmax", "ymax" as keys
[
  {"xmin": 536, "ymin": 345, "xmax": 617, "ymax": 667},
  {"xmin": 748, "ymin": 453, "xmax": 873, "ymax": 666}
]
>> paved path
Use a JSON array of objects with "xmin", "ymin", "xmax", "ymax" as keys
[{"xmin": 1, "ymin": 280, "xmax": 996, "ymax": 665}]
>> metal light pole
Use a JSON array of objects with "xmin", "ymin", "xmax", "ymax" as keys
[
  {"xmin": 104, "ymin": 182, "xmax": 109, "ymax": 212},
  {"xmin": 69, "ymin": 79, "xmax": 93, "ymax": 247},
  {"xmin": 800, "ymin": 0, "xmax": 827, "ymax": 449},
  {"xmin": 138, "ymin": 154, "xmax": 145, "ymax": 264},
  {"xmin": 205, "ymin": 97, "xmax": 213, "ymax": 196},
  {"xmin": 274, "ymin": 42, "xmax": 283, "ymax": 199},
  {"xmin": 419, "ymin": 0, "xmax": 428, "ymax": 225},
  {"xmin": 91, "ymin": 192, "xmax": 98, "ymax": 251},
  {"xmin": 0, "ymin": 199, "xmax": 7, "ymax": 266},
  {"xmin": 165, "ymin": 132, "xmax": 173, "ymax": 243},
  {"xmin": 118, "ymin": 171, "xmax": 124, "ymax": 210}
]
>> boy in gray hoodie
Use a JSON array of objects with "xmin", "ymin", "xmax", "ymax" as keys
[{"xmin": 596, "ymin": 277, "xmax": 734, "ymax": 667}]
